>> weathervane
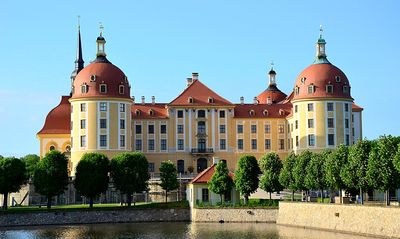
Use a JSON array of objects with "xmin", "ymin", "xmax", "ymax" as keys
[
  {"xmin": 99, "ymin": 22, "xmax": 104, "ymax": 36},
  {"xmin": 77, "ymin": 15, "xmax": 80, "ymax": 30},
  {"xmin": 319, "ymin": 24, "xmax": 323, "ymax": 38}
]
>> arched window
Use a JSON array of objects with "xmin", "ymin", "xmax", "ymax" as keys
[
  {"xmin": 135, "ymin": 109, "xmax": 141, "ymax": 116},
  {"xmin": 65, "ymin": 145, "xmax": 71, "ymax": 152},
  {"xmin": 81, "ymin": 84, "xmax": 88, "ymax": 94},
  {"xmin": 300, "ymin": 77, "xmax": 306, "ymax": 84},
  {"xmin": 100, "ymin": 84, "xmax": 107, "ymax": 93},
  {"xmin": 149, "ymin": 109, "xmax": 154, "ymax": 116},
  {"xmin": 208, "ymin": 97, "xmax": 214, "ymax": 103},
  {"xmin": 294, "ymin": 86, "xmax": 300, "ymax": 95},
  {"xmin": 249, "ymin": 110, "xmax": 255, "ymax": 116},
  {"xmin": 326, "ymin": 85, "xmax": 334, "ymax": 93},
  {"xmin": 49, "ymin": 145, "xmax": 56, "ymax": 151},
  {"xmin": 119, "ymin": 85, "xmax": 125, "ymax": 94},
  {"xmin": 335, "ymin": 76, "xmax": 341, "ymax": 82},
  {"xmin": 263, "ymin": 110, "xmax": 268, "ymax": 116},
  {"xmin": 188, "ymin": 97, "xmax": 194, "ymax": 103},
  {"xmin": 308, "ymin": 85, "xmax": 315, "ymax": 94},
  {"xmin": 90, "ymin": 75, "xmax": 96, "ymax": 82}
]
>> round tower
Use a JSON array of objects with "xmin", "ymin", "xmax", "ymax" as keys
[
  {"xmin": 69, "ymin": 29, "xmax": 132, "ymax": 174},
  {"xmin": 257, "ymin": 63, "xmax": 287, "ymax": 105},
  {"xmin": 291, "ymin": 27, "xmax": 353, "ymax": 153}
]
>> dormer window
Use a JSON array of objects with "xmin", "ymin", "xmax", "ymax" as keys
[
  {"xmin": 326, "ymin": 85, "xmax": 333, "ymax": 93},
  {"xmin": 279, "ymin": 109, "xmax": 285, "ymax": 116},
  {"xmin": 208, "ymin": 97, "xmax": 214, "ymax": 103},
  {"xmin": 267, "ymin": 97, "xmax": 271, "ymax": 105},
  {"xmin": 294, "ymin": 86, "xmax": 300, "ymax": 95},
  {"xmin": 81, "ymin": 84, "xmax": 88, "ymax": 93},
  {"xmin": 335, "ymin": 76, "xmax": 341, "ymax": 82},
  {"xmin": 135, "ymin": 110, "xmax": 141, "ymax": 116},
  {"xmin": 263, "ymin": 110, "xmax": 268, "ymax": 116},
  {"xmin": 343, "ymin": 85, "xmax": 348, "ymax": 93},
  {"xmin": 188, "ymin": 97, "xmax": 194, "ymax": 103},
  {"xmin": 249, "ymin": 110, "xmax": 255, "ymax": 116},
  {"xmin": 100, "ymin": 84, "xmax": 107, "ymax": 93},
  {"xmin": 300, "ymin": 77, "xmax": 306, "ymax": 84},
  {"xmin": 149, "ymin": 109, "xmax": 154, "ymax": 116},
  {"xmin": 119, "ymin": 85, "xmax": 125, "ymax": 94},
  {"xmin": 90, "ymin": 75, "xmax": 96, "ymax": 82},
  {"xmin": 308, "ymin": 85, "xmax": 315, "ymax": 94}
]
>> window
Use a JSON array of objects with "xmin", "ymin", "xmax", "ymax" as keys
[
  {"xmin": 177, "ymin": 110, "xmax": 184, "ymax": 118},
  {"xmin": 345, "ymin": 103, "xmax": 349, "ymax": 112},
  {"xmin": 307, "ymin": 103, "xmax": 314, "ymax": 112},
  {"xmin": 295, "ymin": 120, "xmax": 298, "ymax": 129},
  {"xmin": 100, "ymin": 135, "xmax": 107, "ymax": 147},
  {"xmin": 237, "ymin": 124, "xmax": 243, "ymax": 134},
  {"xmin": 308, "ymin": 85, "xmax": 315, "ymax": 94},
  {"xmin": 294, "ymin": 105, "xmax": 298, "ymax": 113},
  {"xmin": 287, "ymin": 124, "xmax": 290, "ymax": 132},
  {"xmin": 148, "ymin": 163, "xmax": 155, "ymax": 173},
  {"xmin": 300, "ymin": 77, "xmax": 306, "ymax": 84},
  {"xmin": 202, "ymin": 188, "xmax": 209, "ymax": 202},
  {"xmin": 327, "ymin": 118, "xmax": 334, "ymax": 128},
  {"xmin": 265, "ymin": 139, "xmax": 271, "ymax": 150},
  {"xmin": 100, "ymin": 84, "xmax": 107, "ymax": 93},
  {"xmin": 219, "ymin": 125, "xmax": 226, "ymax": 133},
  {"xmin": 65, "ymin": 145, "xmax": 71, "ymax": 152},
  {"xmin": 352, "ymin": 114, "xmax": 354, "ymax": 122},
  {"xmin": 295, "ymin": 86, "xmax": 300, "ymax": 95},
  {"xmin": 345, "ymin": 134, "xmax": 350, "ymax": 146},
  {"xmin": 220, "ymin": 139, "xmax": 226, "ymax": 150},
  {"xmin": 135, "ymin": 110, "xmax": 141, "ymax": 116},
  {"xmin": 251, "ymin": 125, "xmax": 257, "ymax": 134},
  {"xmin": 326, "ymin": 85, "xmax": 334, "ymax": 93},
  {"xmin": 345, "ymin": 119, "xmax": 349, "ymax": 129},
  {"xmin": 80, "ymin": 103, "xmax": 86, "ymax": 112},
  {"xmin": 296, "ymin": 136, "xmax": 299, "ymax": 147},
  {"xmin": 81, "ymin": 135, "xmax": 86, "ymax": 147},
  {"xmin": 81, "ymin": 84, "xmax": 88, "ymax": 93},
  {"xmin": 188, "ymin": 97, "xmax": 193, "ymax": 103},
  {"xmin": 328, "ymin": 134, "xmax": 335, "ymax": 146},
  {"xmin": 49, "ymin": 145, "xmax": 55, "ymax": 151},
  {"xmin": 308, "ymin": 134, "xmax": 315, "ymax": 146},
  {"xmin": 120, "ymin": 103, "xmax": 125, "ymax": 112},
  {"xmin": 237, "ymin": 139, "xmax": 243, "ymax": 150},
  {"xmin": 177, "ymin": 139, "xmax": 184, "ymax": 150},
  {"xmin": 135, "ymin": 125, "xmax": 142, "ymax": 134},
  {"xmin": 278, "ymin": 125, "xmax": 284, "ymax": 134},
  {"xmin": 149, "ymin": 109, "xmax": 154, "ymax": 116},
  {"xmin": 148, "ymin": 139, "xmax": 155, "ymax": 150},
  {"xmin": 265, "ymin": 124, "xmax": 271, "ymax": 133},
  {"xmin": 90, "ymin": 75, "xmax": 96, "ymax": 82},
  {"xmin": 120, "ymin": 119, "xmax": 125, "ymax": 129},
  {"xmin": 251, "ymin": 139, "xmax": 257, "ymax": 150},
  {"xmin": 208, "ymin": 97, "xmax": 214, "ymax": 103},
  {"xmin": 335, "ymin": 76, "xmax": 341, "ymax": 82},
  {"xmin": 80, "ymin": 119, "xmax": 86, "ymax": 129},
  {"xmin": 197, "ymin": 110, "xmax": 206, "ymax": 118},
  {"xmin": 148, "ymin": 125, "xmax": 154, "ymax": 134},
  {"xmin": 343, "ymin": 85, "xmax": 348, "ymax": 93},
  {"xmin": 100, "ymin": 102, "xmax": 107, "ymax": 111},
  {"xmin": 308, "ymin": 119, "xmax": 314, "ymax": 128},
  {"xmin": 279, "ymin": 139, "xmax": 285, "ymax": 150},
  {"xmin": 160, "ymin": 125, "xmax": 167, "ymax": 134},
  {"xmin": 177, "ymin": 124, "xmax": 184, "ymax": 134},
  {"xmin": 120, "ymin": 135, "xmax": 125, "ymax": 147},
  {"xmin": 219, "ymin": 110, "xmax": 225, "ymax": 118},
  {"xmin": 288, "ymin": 139, "xmax": 291, "ymax": 149},
  {"xmin": 100, "ymin": 119, "xmax": 107, "ymax": 129},
  {"xmin": 161, "ymin": 139, "xmax": 167, "ymax": 151},
  {"xmin": 119, "ymin": 85, "xmax": 125, "ymax": 94},
  {"xmin": 197, "ymin": 121, "xmax": 205, "ymax": 134},
  {"xmin": 249, "ymin": 110, "xmax": 255, "ymax": 116},
  {"xmin": 135, "ymin": 139, "xmax": 142, "ymax": 150},
  {"xmin": 327, "ymin": 102, "xmax": 334, "ymax": 111}
]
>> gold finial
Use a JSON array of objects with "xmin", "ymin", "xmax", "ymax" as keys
[
  {"xmin": 77, "ymin": 15, "xmax": 80, "ymax": 30},
  {"xmin": 99, "ymin": 22, "xmax": 104, "ymax": 36}
]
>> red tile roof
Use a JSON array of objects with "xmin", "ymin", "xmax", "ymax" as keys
[
  {"xmin": 191, "ymin": 164, "xmax": 234, "ymax": 184},
  {"xmin": 131, "ymin": 103, "xmax": 169, "ymax": 119},
  {"xmin": 352, "ymin": 102, "xmax": 363, "ymax": 112},
  {"xmin": 257, "ymin": 85, "xmax": 287, "ymax": 104},
  {"xmin": 234, "ymin": 103, "xmax": 292, "ymax": 118},
  {"xmin": 37, "ymin": 96, "xmax": 71, "ymax": 135},
  {"xmin": 169, "ymin": 79, "xmax": 233, "ymax": 106}
]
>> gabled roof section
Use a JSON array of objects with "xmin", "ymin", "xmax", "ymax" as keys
[
  {"xmin": 191, "ymin": 164, "xmax": 234, "ymax": 184},
  {"xmin": 37, "ymin": 96, "xmax": 71, "ymax": 135},
  {"xmin": 234, "ymin": 103, "xmax": 292, "ymax": 119},
  {"xmin": 131, "ymin": 103, "xmax": 169, "ymax": 119},
  {"xmin": 169, "ymin": 79, "xmax": 233, "ymax": 107}
]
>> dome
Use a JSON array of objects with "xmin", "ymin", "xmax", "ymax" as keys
[
  {"xmin": 257, "ymin": 85, "xmax": 287, "ymax": 104},
  {"xmin": 71, "ymin": 60, "xmax": 131, "ymax": 99},
  {"xmin": 292, "ymin": 63, "xmax": 352, "ymax": 100}
]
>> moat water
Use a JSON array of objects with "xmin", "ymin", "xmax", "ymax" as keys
[{"xmin": 0, "ymin": 222, "xmax": 376, "ymax": 239}]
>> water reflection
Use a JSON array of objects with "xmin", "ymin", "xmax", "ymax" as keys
[{"xmin": 0, "ymin": 222, "xmax": 376, "ymax": 239}]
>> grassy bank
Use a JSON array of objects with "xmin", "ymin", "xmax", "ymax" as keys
[{"xmin": 195, "ymin": 199, "xmax": 279, "ymax": 209}]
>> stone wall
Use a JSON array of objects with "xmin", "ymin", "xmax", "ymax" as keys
[
  {"xmin": 277, "ymin": 202, "xmax": 400, "ymax": 238},
  {"xmin": 0, "ymin": 208, "xmax": 190, "ymax": 227},
  {"xmin": 191, "ymin": 208, "xmax": 278, "ymax": 223}
]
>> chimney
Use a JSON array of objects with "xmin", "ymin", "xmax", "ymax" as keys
[
  {"xmin": 132, "ymin": 96, "xmax": 135, "ymax": 103},
  {"xmin": 192, "ymin": 72, "xmax": 199, "ymax": 81},
  {"xmin": 186, "ymin": 78, "xmax": 193, "ymax": 87},
  {"xmin": 240, "ymin": 96, "xmax": 244, "ymax": 105},
  {"xmin": 253, "ymin": 97, "xmax": 258, "ymax": 105},
  {"xmin": 141, "ymin": 96, "xmax": 145, "ymax": 105},
  {"xmin": 151, "ymin": 96, "xmax": 155, "ymax": 105}
]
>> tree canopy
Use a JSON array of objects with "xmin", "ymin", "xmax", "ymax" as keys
[
  {"xmin": 293, "ymin": 150, "xmax": 312, "ymax": 192},
  {"xmin": 305, "ymin": 151, "xmax": 328, "ymax": 194},
  {"xmin": 279, "ymin": 153, "xmax": 297, "ymax": 200},
  {"xmin": 74, "ymin": 153, "xmax": 110, "ymax": 208},
  {"xmin": 33, "ymin": 150, "xmax": 69, "ymax": 209},
  {"xmin": 208, "ymin": 161, "xmax": 233, "ymax": 203},
  {"xmin": 22, "ymin": 154, "xmax": 40, "ymax": 178},
  {"xmin": 234, "ymin": 155, "xmax": 260, "ymax": 204},
  {"xmin": 259, "ymin": 152, "xmax": 283, "ymax": 200},
  {"xmin": 0, "ymin": 157, "xmax": 27, "ymax": 210},
  {"xmin": 110, "ymin": 152, "xmax": 150, "ymax": 206},
  {"xmin": 325, "ymin": 144, "xmax": 347, "ymax": 191},
  {"xmin": 159, "ymin": 160, "xmax": 180, "ymax": 203}
]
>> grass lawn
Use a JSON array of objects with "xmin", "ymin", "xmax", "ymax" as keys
[{"xmin": 195, "ymin": 199, "xmax": 279, "ymax": 209}]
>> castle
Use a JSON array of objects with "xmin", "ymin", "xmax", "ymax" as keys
[{"xmin": 37, "ymin": 26, "xmax": 363, "ymax": 176}]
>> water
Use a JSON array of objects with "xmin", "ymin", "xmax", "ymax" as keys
[{"xmin": 0, "ymin": 222, "xmax": 376, "ymax": 239}]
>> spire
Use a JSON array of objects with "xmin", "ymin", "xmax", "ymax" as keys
[
  {"xmin": 314, "ymin": 25, "xmax": 330, "ymax": 64},
  {"xmin": 268, "ymin": 61, "xmax": 277, "ymax": 86},
  {"xmin": 70, "ymin": 16, "xmax": 85, "ymax": 94}
]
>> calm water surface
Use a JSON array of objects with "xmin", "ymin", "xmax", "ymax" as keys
[{"xmin": 0, "ymin": 222, "xmax": 376, "ymax": 239}]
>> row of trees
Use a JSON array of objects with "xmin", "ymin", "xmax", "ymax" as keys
[{"xmin": 0, "ymin": 151, "xmax": 181, "ymax": 210}]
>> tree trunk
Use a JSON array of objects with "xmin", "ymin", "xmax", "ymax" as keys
[
  {"xmin": 360, "ymin": 188, "xmax": 364, "ymax": 205},
  {"xmin": 386, "ymin": 189, "xmax": 390, "ymax": 206},
  {"xmin": 244, "ymin": 194, "xmax": 249, "ymax": 205},
  {"xmin": 339, "ymin": 189, "xmax": 342, "ymax": 204},
  {"xmin": 89, "ymin": 197, "xmax": 94, "ymax": 208},
  {"xmin": 127, "ymin": 193, "xmax": 132, "ymax": 207},
  {"xmin": 165, "ymin": 190, "xmax": 168, "ymax": 203},
  {"xmin": 291, "ymin": 191, "xmax": 294, "ymax": 201},
  {"xmin": 47, "ymin": 196, "xmax": 52, "ymax": 209},
  {"xmin": 320, "ymin": 189, "xmax": 323, "ymax": 203},
  {"xmin": 269, "ymin": 192, "xmax": 272, "ymax": 201},
  {"xmin": 220, "ymin": 194, "xmax": 223, "ymax": 204},
  {"xmin": 2, "ymin": 192, "xmax": 8, "ymax": 210}
]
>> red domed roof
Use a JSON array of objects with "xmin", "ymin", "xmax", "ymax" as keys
[
  {"xmin": 292, "ymin": 63, "xmax": 352, "ymax": 100},
  {"xmin": 37, "ymin": 96, "xmax": 71, "ymax": 135},
  {"xmin": 71, "ymin": 59, "xmax": 131, "ymax": 99},
  {"xmin": 257, "ymin": 85, "xmax": 287, "ymax": 104}
]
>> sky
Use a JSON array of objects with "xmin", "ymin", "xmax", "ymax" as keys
[{"xmin": 1, "ymin": 0, "xmax": 399, "ymax": 157}]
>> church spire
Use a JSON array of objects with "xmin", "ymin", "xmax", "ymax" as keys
[
  {"xmin": 314, "ymin": 25, "xmax": 330, "ymax": 64},
  {"xmin": 70, "ymin": 16, "xmax": 85, "ymax": 94}
]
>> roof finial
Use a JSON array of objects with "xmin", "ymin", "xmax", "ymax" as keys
[
  {"xmin": 77, "ymin": 15, "xmax": 80, "ymax": 30},
  {"xmin": 270, "ymin": 60, "xmax": 274, "ymax": 70},
  {"xmin": 319, "ymin": 24, "xmax": 323, "ymax": 38},
  {"xmin": 99, "ymin": 22, "xmax": 104, "ymax": 36}
]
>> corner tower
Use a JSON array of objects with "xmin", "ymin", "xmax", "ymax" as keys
[
  {"xmin": 290, "ymin": 27, "xmax": 354, "ymax": 153},
  {"xmin": 69, "ymin": 28, "xmax": 132, "ymax": 174}
]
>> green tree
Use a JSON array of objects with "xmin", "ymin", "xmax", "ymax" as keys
[
  {"xmin": 74, "ymin": 153, "xmax": 110, "ymax": 208},
  {"xmin": 341, "ymin": 140, "xmax": 372, "ymax": 205},
  {"xmin": 159, "ymin": 160, "xmax": 180, "ymax": 203},
  {"xmin": 259, "ymin": 152, "xmax": 283, "ymax": 200},
  {"xmin": 0, "ymin": 157, "xmax": 27, "ymax": 210},
  {"xmin": 22, "ymin": 154, "xmax": 40, "ymax": 178},
  {"xmin": 367, "ymin": 135, "xmax": 400, "ymax": 206},
  {"xmin": 279, "ymin": 153, "xmax": 297, "ymax": 201},
  {"xmin": 293, "ymin": 150, "xmax": 312, "ymax": 200},
  {"xmin": 235, "ymin": 155, "xmax": 260, "ymax": 204},
  {"xmin": 110, "ymin": 152, "xmax": 150, "ymax": 206},
  {"xmin": 325, "ymin": 144, "xmax": 348, "ymax": 203},
  {"xmin": 208, "ymin": 161, "xmax": 234, "ymax": 203},
  {"xmin": 305, "ymin": 151, "xmax": 328, "ymax": 201},
  {"xmin": 33, "ymin": 150, "xmax": 69, "ymax": 209}
]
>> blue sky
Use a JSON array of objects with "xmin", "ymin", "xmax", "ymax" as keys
[{"xmin": 1, "ymin": 0, "xmax": 399, "ymax": 157}]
